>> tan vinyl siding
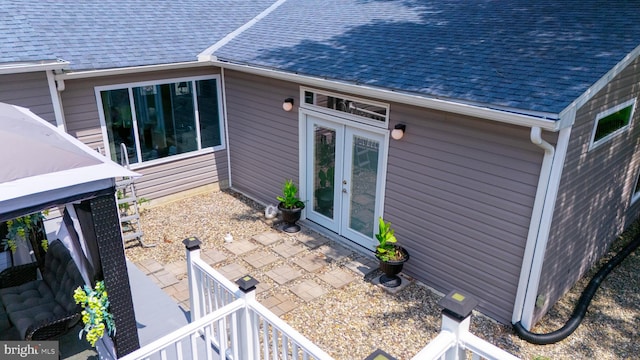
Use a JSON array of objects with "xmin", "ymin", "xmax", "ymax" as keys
[
  {"xmin": 60, "ymin": 66, "xmax": 228, "ymax": 201},
  {"xmin": 385, "ymin": 103, "xmax": 544, "ymax": 323},
  {"xmin": 225, "ymin": 70, "xmax": 300, "ymax": 204},
  {"xmin": 0, "ymin": 72, "xmax": 56, "ymax": 124},
  {"xmin": 535, "ymin": 56, "xmax": 640, "ymax": 323}
]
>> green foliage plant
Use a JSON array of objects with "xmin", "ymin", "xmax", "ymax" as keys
[
  {"xmin": 375, "ymin": 217, "xmax": 405, "ymax": 262},
  {"xmin": 277, "ymin": 179, "xmax": 304, "ymax": 209},
  {"xmin": 2, "ymin": 211, "xmax": 49, "ymax": 253},
  {"xmin": 74, "ymin": 281, "xmax": 116, "ymax": 347}
]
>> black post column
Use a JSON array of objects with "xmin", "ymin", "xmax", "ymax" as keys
[{"xmin": 89, "ymin": 193, "xmax": 140, "ymax": 357}]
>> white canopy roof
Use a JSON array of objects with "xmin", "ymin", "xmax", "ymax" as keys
[{"xmin": 0, "ymin": 102, "xmax": 138, "ymax": 220}]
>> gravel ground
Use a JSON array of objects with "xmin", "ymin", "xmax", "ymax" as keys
[{"xmin": 126, "ymin": 189, "xmax": 639, "ymax": 360}]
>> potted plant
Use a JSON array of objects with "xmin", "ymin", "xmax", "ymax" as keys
[
  {"xmin": 375, "ymin": 217, "xmax": 409, "ymax": 288},
  {"xmin": 277, "ymin": 179, "xmax": 305, "ymax": 233}
]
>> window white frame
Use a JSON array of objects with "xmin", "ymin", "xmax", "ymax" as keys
[
  {"xmin": 95, "ymin": 75, "xmax": 225, "ymax": 169},
  {"xmin": 588, "ymin": 98, "xmax": 636, "ymax": 151},
  {"xmin": 300, "ymin": 87, "xmax": 390, "ymax": 129}
]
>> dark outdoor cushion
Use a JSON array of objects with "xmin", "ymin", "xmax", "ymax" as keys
[
  {"xmin": 0, "ymin": 240, "xmax": 84, "ymax": 339},
  {"xmin": 0, "ymin": 281, "xmax": 64, "ymax": 339},
  {"xmin": 0, "ymin": 297, "xmax": 10, "ymax": 333}
]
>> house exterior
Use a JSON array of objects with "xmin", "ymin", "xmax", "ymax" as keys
[{"xmin": 2, "ymin": 0, "xmax": 640, "ymax": 330}]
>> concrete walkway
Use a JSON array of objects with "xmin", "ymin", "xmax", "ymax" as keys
[{"xmin": 132, "ymin": 225, "xmax": 409, "ymax": 317}]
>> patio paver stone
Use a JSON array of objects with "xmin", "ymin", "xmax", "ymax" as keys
[
  {"xmin": 265, "ymin": 265, "xmax": 302, "ymax": 285},
  {"xmin": 291, "ymin": 279, "xmax": 328, "ymax": 302},
  {"xmin": 319, "ymin": 268, "xmax": 355, "ymax": 289},
  {"xmin": 293, "ymin": 253, "xmax": 328, "ymax": 273},
  {"xmin": 296, "ymin": 232, "xmax": 329, "ymax": 249},
  {"xmin": 261, "ymin": 293, "xmax": 299, "ymax": 316},
  {"xmin": 138, "ymin": 258, "xmax": 163, "ymax": 274},
  {"xmin": 252, "ymin": 232, "xmax": 282, "ymax": 246},
  {"xmin": 273, "ymin": 242, "xmax": 305, "ymax": 258},
  {"xmin": 344, "ymin": 255, "xmax": 379, "ymax": 277},
  {"xmin": 165, "ymin": 261, "xmax": 187, "ymax": 279},
  {"xmin": 244, "ymin": 251, "xmax": 280, "ymax": 268},
  {"xmin": 217, "ymin": 263, "xmax": 250, "ymax": 282},
  {"xmin": 224, "ymin": 240, "xmax": 258, "ymax": 255},
  {"xmin": 151, "ymin": 269, "xmax": 179, "ymax": 288},
  {"xmin": 201, "ymin": 248, "xmax": 227, "ymax": 265},
  {"xmin": 317, "ymin": 244, "xmax": 354, "ymax": 262}
]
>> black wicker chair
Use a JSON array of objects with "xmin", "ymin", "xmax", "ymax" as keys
[{"xmin": 0, "ymin": 240, "xmax": 84, "ymax": 340}]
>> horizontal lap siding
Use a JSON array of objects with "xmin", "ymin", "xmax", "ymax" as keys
[
  {"xmin": 0, "ymin": 72, "xmax": 56, "ymax": 124},
  {"xmin": 225, "ymin": 70, "xmax": 300, "ymax": 205},
  {"xmin": 535, "ymin": 56, "xmax": 640, "ymax": 323},
  {"xmin": 60, "ymin": 66, "xmax": 228, "ymax": 201},
  {"xmin": 225, "ymin": 70, "xmax": 543, "ymax": 323},
  {"xmin": 386, "ymin": 104, "xmax": 544, "ymax": 323}
]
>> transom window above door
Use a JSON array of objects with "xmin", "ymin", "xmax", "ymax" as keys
[
  {"xmin": 96, "ymin": 76, "xmax": 224, "ymax": 166},
  {"xmin": 302, "ymin": 87, "xmax": 389, "ymax": 128}
]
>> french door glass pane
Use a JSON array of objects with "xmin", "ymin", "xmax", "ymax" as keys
[
  {"xmin": 197, "ymin": 79, "xmax": 222, "ymax": 148},
  {"xmin": 313, "ymin": 125, "xmax": 336, "ymax": 219},
  {"xmin": 100, "ymin": 88, "xmax": 138, "ymax": 163},
  {"xmin": 348, "ymin": 135, "xmax": 379, "ymax": 237}
]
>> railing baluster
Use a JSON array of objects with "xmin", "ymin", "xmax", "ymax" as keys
[
  {"xmin": 271, "ymin": 328, "xmax": 278, "ymax": 360},
  {"xmin": 282, "ymin": 335, "xmax": 289, "ymax": 360},
  {"xmin": 262, "ymin": 316, "xmax": 270, "ymax": 359},
  {"xmin": 230, "ymin": 312, "xmax": 239, "ymax": 360},
  {"xmin": 175, "ymin": 341, "xmax": 183, "ymax": 360},
  {"xmin": 205, "ymin": 321, "xmax": 214, "ymax": 360}
]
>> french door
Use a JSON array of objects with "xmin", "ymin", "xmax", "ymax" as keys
[{"xmin": 305, "ymin": 114, "xmax": 386, "ymax": 250}]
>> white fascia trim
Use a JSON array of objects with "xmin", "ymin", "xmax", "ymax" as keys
[
  {"xmin": 512, "ymin": 124, "xmax": 573, "ymax": 329},
  {"xmin": 212, "ymin": 60, "xmax": 560, "ymax": 131},
  {"xmin": 0, "ymin": 60, "xmax": 69, "ymax": 75},
  {"xmin": 197, "ymin": 0, "xmax": 289, "ymax": 62},
  {"xmin": 55, "ymin": 61, "xmax": 210, "ymax": 80},
  {"xmin": 46, "ymin": 70, "xmax": 67, "ymax": 131},
  {"xmin": 558, "ymin": 44, "xmax": 640, "ymax": 129}
]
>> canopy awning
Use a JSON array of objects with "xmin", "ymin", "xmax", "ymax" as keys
[{"xmin": 0, "ymin": 102, "xmax": 139, "ymax": 221}]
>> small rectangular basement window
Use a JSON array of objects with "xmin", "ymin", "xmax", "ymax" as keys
[{"xmin": 589, "ymin": 98, "xmax": 636, "ymax": 150}]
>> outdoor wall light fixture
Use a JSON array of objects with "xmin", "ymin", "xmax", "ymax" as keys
[
  {"xmin": 282, "ymin": 98, "xmax": 295, "ymax": 112},
  {"xmin": 391, "ymin": 124, "xmax": 406, "ymax": 140}
]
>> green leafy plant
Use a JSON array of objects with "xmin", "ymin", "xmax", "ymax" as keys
[
  {"xmin": 375, "ymin": 217, "xmax": 405, "ymax": 262},
  {"xmin": 277, "ymin": 179, "xmax": 304, "ymax": 209},
  {"xmin": 2, "ymin": 211, "xmax": 49, "ymax": 253},
  {"xmin": 74, "ymin": 281, "xmax": 116, "ymax": 347},
  {"xmin": 116, "ymin": 190, "xmax": 149, "ymax": 214}
]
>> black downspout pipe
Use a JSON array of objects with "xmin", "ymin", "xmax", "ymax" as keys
[{"xmin": 514, "ymin": 234, "xmax": 640, "ymax": 345}]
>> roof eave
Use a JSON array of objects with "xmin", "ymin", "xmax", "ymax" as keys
[
  {"xmin": 212, "ymin": 58, "xmax": 560, "ymax": 131},
  {"xmin": 0, "ymin": 60, "xmax": 70, "ymax": 75}
]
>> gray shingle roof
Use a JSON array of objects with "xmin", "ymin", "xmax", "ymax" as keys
[
  {"xmin": 214, "ymin": 0, "xmax": 640, "ymax": 115},
  {"xmin": 2, "ymin": 0, "xmax": 639, "ymax": 115},
  {"xmin": 0, "ymin": 0, "xmax": 274, "ymax": 71}
]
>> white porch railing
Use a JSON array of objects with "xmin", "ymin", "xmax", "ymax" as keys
[
  {"xmin": 410, "ymin": 307, "xmax": 520, "ymax": 360},
  {"xmin": 120, "ymin": 237, "xmax": 520, "ymax": 360}
]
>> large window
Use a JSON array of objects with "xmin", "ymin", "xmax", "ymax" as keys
[
  {"xmin": 97, "ymin": 76, "xmax": 223, "ymax": 165},
  {"xmin": 589, "ymin": 98, "xmax": 636, "ymax": 150}
]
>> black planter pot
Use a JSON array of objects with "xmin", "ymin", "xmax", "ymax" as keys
[
  {"xmin": 378, "ymin": 246, "xmax": 410, "ymax": 288},
  {"xmin": 278, "ymin": 202, "xmax": 305, "ymax": 233}
]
